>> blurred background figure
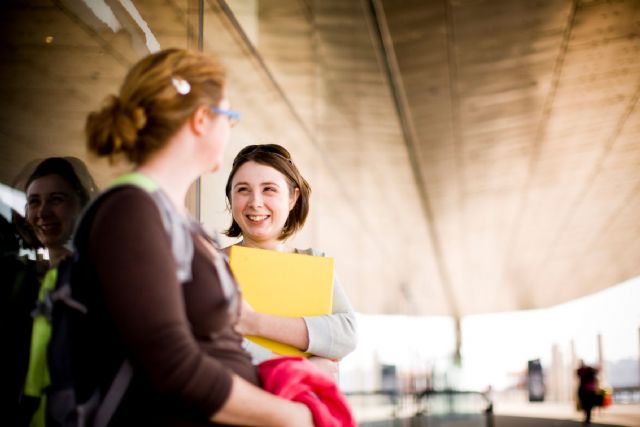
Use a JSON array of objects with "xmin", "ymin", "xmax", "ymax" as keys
[
  {"xmin": 1, "ymin": 156, "xmax": 97, "ymax": 426},
  {"xmin": 23, "ymin": 157, "xmax": 97, "ymax": 267},
  {"xmin": 576, "ymin": 360, "xmax": 600, "ymax": 425}
]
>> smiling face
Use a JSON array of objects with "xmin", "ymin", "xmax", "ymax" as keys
[
  {"xmin": 26, "ymin": 174, "xmax": 82, "ymax": 252},
  {"xmin": 230, "ymin": 161, "xmax": 299, "ymax": 250}
]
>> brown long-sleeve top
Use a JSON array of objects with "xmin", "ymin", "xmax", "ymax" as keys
[{"xmin": 77, "ymin": 187, "xmax": 258, "ymax": 426}]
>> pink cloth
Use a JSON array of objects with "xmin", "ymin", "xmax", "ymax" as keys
[{"xmin": 258, "ymin": 356, "xmax": 357, "ymax": 427}]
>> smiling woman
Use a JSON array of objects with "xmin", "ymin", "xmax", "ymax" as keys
[
  {"xmin": 24, "ymin": 157, "xmax": 96, "ymax": 267},
  {"xmin": 223, "ymin": 144, "xmax": 358, "ymax": 374},
  {"xmin": 16, "ymin": 156, "xmax": 97, "ymax": 425}
]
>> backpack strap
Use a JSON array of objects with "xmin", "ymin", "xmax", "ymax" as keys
[
  {"xmin": 92, "ymin": 361, "xmax": 133, "ymax": 427},
  {"xmin": 85, "ymin": 172, "xmax": 195, "ymax": 283},
  {"xmin": 109, "ymin": 172, "xmax": 158, "ymax": 192}
]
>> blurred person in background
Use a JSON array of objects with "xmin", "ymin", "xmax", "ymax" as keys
[
  {"xmin": 576, "ymin": 360, "xmax": 600, "ymax": 425},
  {"xmin": 24, "ymin": 157, "xmax": 96, "ymax": 267},
  {"xmin": 9, "ymin": 156, "xmax": 96, "ymax": 426}
]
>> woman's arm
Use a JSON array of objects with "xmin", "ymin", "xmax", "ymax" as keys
[
  {"xmin": 211, "ymin": 374, "xmax": 313, "ymax": 427},
  {"xmin": 90, "ymin": 189, "xmax": 312, "ymax": 423},
  {"xmin": 303, "ymin": 275, "xmax": 358, "ymax": 359},
  {"xmin": 90, "ymin": 189, "xmax": 234, "ymax": 414},
  {"xmin": 235, "ymin": 299, "xmax": 310, "ymax": 350},
  {"xmin": 235, "ymin": 274, "xmax": 358, "ymax": 359}
]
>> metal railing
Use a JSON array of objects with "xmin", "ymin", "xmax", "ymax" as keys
[
  {"xmin": 612, "ymin": 386, "xmax": 640, "ymax": 404},
  {"xmin": 346, "ymin": 388, "xmax": 494, "ymax": 427}
]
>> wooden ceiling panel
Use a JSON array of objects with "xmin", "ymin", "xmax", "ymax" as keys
[{"xmin": 2, "ymin": 0, "xmax": 639, "ymax": 316}]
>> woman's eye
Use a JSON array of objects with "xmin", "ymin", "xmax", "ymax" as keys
[
  {"xmin": 27, "ymin": 199, "xmax": 39, "ymax": 208},
  {"xmin": 236, "ymin": 187, "xmax": 248, "ymax": 193},
  {"xmin": 49, "ymin": 196, "xmax": 66, "ymax": 205},
  {"xmin": 264, "ymin": 187, "xmax": 276, "ymax": 192}
]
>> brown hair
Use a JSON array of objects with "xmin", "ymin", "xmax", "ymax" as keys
[
  {"xmin": 19, "ymin": 157, "xmax": 95, "ymax": 250},
  {"xmin": 25, "ymin": 157, "xmax": 97, "ymax": 208},
  {"xmin": 224, "ymin": 144, "xmax": 311, "ymax": 240},
  {"xmin": 86, "ymin": 48, "xmax": 225, "ymax": 164}
]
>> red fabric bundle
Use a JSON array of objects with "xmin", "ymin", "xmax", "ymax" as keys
[{"xmin": 258, "ymin": 356, "xmax": 357, "ymax": 427}]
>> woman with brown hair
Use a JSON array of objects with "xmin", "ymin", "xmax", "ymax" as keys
[
  {"xmin": 224, "ymin": 144, "xmax": 357, "ymax": 375},
  {"xmin": 80, "ymin": 48, "xmax": 313, "ymax": 426},
  {"xmin": 10, "ymin": 157, "xmax": 96, "ymax": 426},
  {"xmin": 24, "ymin": 157, "xmax": 96, "ymax": 267}
]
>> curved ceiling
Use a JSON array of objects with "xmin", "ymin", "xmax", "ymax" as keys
[{"xmin": 1, "ymin": 0, "xmax": 639, "ymax": 316}]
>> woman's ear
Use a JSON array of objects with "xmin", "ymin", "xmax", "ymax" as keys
[
  {"xmin": 289, "ymin": 187, "xmax": 300, "ymax": 211},
  {"xmin": 189, "ymin": 105, "xmax": 210, "ymax": 137}
]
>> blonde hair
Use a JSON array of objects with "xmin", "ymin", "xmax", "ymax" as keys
[{"xmin": 86, "ymin": 48, "xmax": 226, "ymax": 164}]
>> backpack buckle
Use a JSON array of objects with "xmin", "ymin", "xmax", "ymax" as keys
[
  {"xmin": 31, "ymin": 290, "xmax": 54, "ymax": 321},
  {"xmin": 50, "ymin": 284, "xmax": 88, "ymax": 314}
]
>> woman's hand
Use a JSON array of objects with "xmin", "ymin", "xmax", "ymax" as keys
[
  {"xmin": 234, "ymin": 299, "xmax": 258, "ymax": 336},
  {"xmin": 234, "ymin": 301, "xmax": 311, "ymax": 350},
  {"xmin": 285, "ymin": 402, "xmax": 315, "ymax": 427},
  {"xmin": 211, "ymin": 374, "xmax": 315, "ymax": 426},
  {"xmin": 308, "ymin": 356, "xmax": 338, "ymax": 379}
]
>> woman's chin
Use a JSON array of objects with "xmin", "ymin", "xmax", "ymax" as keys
[{"xmin": 244, "ymin": 233, "xmax": 276, "ymax": 246}]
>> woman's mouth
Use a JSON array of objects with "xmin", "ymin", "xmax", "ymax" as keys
[
  {"xmin": 38, "ymin": 223, "xmax": 61, "ymax": 235},
  {"xmin": 246, "ymin": 214, "xmax": 269, "ymax": 222}
]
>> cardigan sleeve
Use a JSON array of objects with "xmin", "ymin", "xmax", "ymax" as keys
[
  {"xmin": 303, "ymin": 272, "xmax": 358, "ymax": 359},
  {"xmin": 301, "ymin": 248, "xmax": 358, "ymax": 359}
]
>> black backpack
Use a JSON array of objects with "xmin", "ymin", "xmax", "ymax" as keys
[{"xmin": 43, "ymin": 172, "xmax": 218, "ymax": 427}]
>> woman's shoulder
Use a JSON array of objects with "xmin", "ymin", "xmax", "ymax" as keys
[
  {"xmin": 86, "ymin": 186, "xmax": 161, "ymax": 236},
  {"xmin": 95, "ymin": 184, "xmax": 155, "ymax": 209}
]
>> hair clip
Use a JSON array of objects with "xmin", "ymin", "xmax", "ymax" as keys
[{"xmin": 171, "ymin": 77, "xmax": 191, "ymax": 95}]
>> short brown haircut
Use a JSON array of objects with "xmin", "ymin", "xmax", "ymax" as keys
[
  {"xmin": 224, "ymin": 144, "xmax": 311, "ymax": 240},
  {"xmin": 85, "ymin": 48, "xmax": 226, "ymax": 164}
]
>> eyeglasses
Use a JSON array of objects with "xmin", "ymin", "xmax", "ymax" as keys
[{"xmin": 211, "ymin": 106, "xmax": 240, "ymax": 127}]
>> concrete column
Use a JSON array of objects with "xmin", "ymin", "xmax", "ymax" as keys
[
  {"xmin": 550, "ymin": 343, "xmax": 564, "ymax": 401},
  {"xmin": 453, "ymin": 316, "xmax": 462, "ymax": 366},
  {"xmin": 597, "ymin": 333, "xmax": 606, "ymax": 386}
]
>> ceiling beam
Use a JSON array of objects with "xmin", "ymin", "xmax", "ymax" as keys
[
  {"xmin": 365, "ymin": 0, "xmax": 460, "ymax": 317},
  {"xmin": 500, "ymin": 0, "xmax": 579, "ymax": 307}
]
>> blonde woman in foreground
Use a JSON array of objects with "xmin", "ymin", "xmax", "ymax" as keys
[{"xmin": 79, "ymin": 49, "xmax": 313, "ymax": 426}]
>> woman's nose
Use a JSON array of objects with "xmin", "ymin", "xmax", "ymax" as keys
[
  {"xmin": 248, "ymin": 192, "xmax": 263, "ymax": 207},
  {"xmin": 37, "ymin": 201, "xmax": 52, "ymax": 218}
]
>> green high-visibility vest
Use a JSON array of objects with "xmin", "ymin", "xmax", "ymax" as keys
[{"xmin": 24, "ymin": 267, "xmax": 57, "ymax": 427}]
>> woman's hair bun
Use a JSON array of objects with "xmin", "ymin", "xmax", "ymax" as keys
[
  {"xmin": 86, "ymin": 95, "xmax": 144, "ymax": 159},
  {"xmin": 86, "ymin": 49, "xmax": 226, "ymax": 164}
]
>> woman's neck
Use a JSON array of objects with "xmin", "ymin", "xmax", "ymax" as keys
[
  {"xmin": 137, "ymin": 144, "xmax": 201, "ymax": 213},
  {"xmin": 239, "ymin": 237, "xmax": 288, "ymax": 252},
  {"xmin": 48, "ymin": 246, "xmax": 70, "ymax": 267}
]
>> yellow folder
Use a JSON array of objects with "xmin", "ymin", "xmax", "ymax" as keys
[{"xmin": 229, "ymin": 245, "xmax": 334, "ymax": 357}]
